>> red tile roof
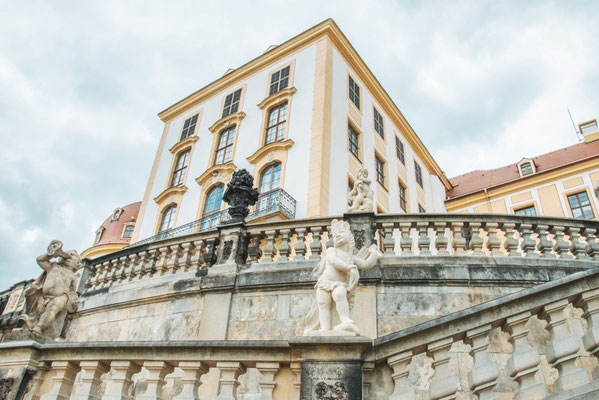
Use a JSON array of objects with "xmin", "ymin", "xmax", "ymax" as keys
[
  {"xmin": 446, "ymin": 140, "xmax": 599, "ymax": 200},
  {"xmin": 94, "ymin": 201, "xmax": 141, "ymax": 246}
]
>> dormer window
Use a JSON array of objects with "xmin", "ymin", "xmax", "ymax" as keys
[
  {"xmin": 94, "ymin": 227, "xmax": 104, "ymax": 245},
  {"xmin": 111, "ymin": 208, "xmax": 123, "ymax": 222},
  {"xmin": 517, "ymin": 159, "xmax": 536, "ymax": 177},
  {"xmin": 521, "ymin": 162, "xmax": 533, "ymax": 176}
]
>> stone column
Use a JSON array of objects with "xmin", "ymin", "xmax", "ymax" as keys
[
  {"xmin": 102, "ymin": 360, "xmax": 141, "ymax": 400},
  {"xmin": 256, "ymin": 362, "xmax": 280, "ymax": 400},
  {"xmin": 71, "ymin": 361, "xmax": 110, "ymax": 400},
  {"xmin": 173, "ymin": 361, "xmax": 209, "ymax": 400},
  {"xmin": 137, "ymin": 361, "xmax": 174, "ymax": 400},
  {"xmin": 214, "ymin": 361, "xmax": 246, "ymax": 400},
  {"xmin": 40, "ymin": 361, "xmax": 80, "ymax": 400}
]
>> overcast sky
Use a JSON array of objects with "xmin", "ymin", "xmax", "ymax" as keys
[{"xmin": 1, "ymin": 1, "xmax": 598, "ymax": 290}]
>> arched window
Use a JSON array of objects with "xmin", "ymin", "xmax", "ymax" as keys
[
  {"xmin": 158, "ymin": 205, "xmax": 177, "ymax": 233},
  {"xmin": 202, "ymin": 185, "xmax": 224, "ymax": 230},
  {"xmin": 520, "ymin": 162, "xmax": 533, "ymax": 176},
  {"xmin": 214, "ymin": 127, "xmax": 236, "ymax": 165},
  {"xmin": 171, "ymin": 150, "xmax": 190, "ymax": 187},
  {"xmin": 260, "ymin": 163, "xmax": 281, "ymax": 193},
  {"xmin": 265, "ymin": 102, "xmax": 288, "ymax": 144}
]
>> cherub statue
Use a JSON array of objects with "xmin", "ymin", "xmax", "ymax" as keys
[
  {"xmin": 304, "ymin": 219, "xmax": 378, "ymax": 335},
  {"xmin": 17, "ymin": 240, "xmax": 80, "ymax": 339},
  {"xmin": 347, "ymin": 167, "xmax": 374, "ymax": 212}
]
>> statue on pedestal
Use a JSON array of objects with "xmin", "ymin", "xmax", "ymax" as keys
[
  {"xmin": 304, "ymin": 219, "xmax": 378, "ymax": 336},
  {"xmin": 5, "ymin": 240, "xmax": 81, "ymax": 342},
  {"xmin": 223, "ymin": 169, "xmax": 259, "ymax": 224},
  {"xmin": 347, "ymin": 167, "xmax": 374, "ymax": 213}
]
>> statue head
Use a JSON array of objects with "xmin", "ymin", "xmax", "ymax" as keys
[
  {"xmin": 330, "ymin": 219, "xmax": 355, "ymax": 250},
  {"xmin": 62, "ymin": 250, "xmax": 81, "ymax": 271},
  {"xmin": 357, "ymin": 167, "xmax": 368, "ymax": 180}
]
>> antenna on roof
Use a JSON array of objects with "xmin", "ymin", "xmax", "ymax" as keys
[{"xmin": 568, "ymin": 108, "xmax": 584, "ymax": 142}]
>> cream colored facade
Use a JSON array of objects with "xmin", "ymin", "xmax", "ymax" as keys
[{"xmin": 131, "ymin": 19, "xmax": 450, "ymax": 244}]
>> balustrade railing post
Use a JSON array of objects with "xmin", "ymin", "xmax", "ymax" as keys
[
  {"xmin": 387, "ymin": 350, "xmax": 413, "ymax": 399},
  {"xmin": 399, "ymin": 222, "xmax": 413, "ymax": 256},
  {"xmin": 180, "ymin": 242, "xmax": 193, "ymax": 272},
  {"xmin": 433, "ymin": 222, "xmax": 449, "ymax": 256},
  {"xmin": 417, "ymin": 221, "xmax": 432, "ymax": 256},
  {"xmin": 256, "ymin": 362, "xmax": 280, "ymax": 400},
  {"xmin": 291, "ymin": 362, "xmax": 301, "ymax": 400},
  {"xmin": 309, "ymin": 227, "xmax": 323, "ymax": 259},
  {"xmin": 381, "ymin": 222, "xmax": 396, "ymax": 256},
  {"xmin": 262, "ymin": 230, "xmax": 277, "ymax": 262},
  {"xmin": 428, "ymin": 337, "xmax": 459, "ymax": 400},
  {"xmin": 103, "ymin": 360, "xmax": 141, "ymax": 400},
  {"xmin": 542, "ymin": 299, "xmax": 590, "ymax": 392},
  {"xmin": 535, "ymin": 224, "xmax": 555, "ymax": 258},
  {"xmin": 551, "ymin": 225, "xmax": 572, "ymax": 259},
  {"xmin": 468, "ymin": 222, "xmax": 485, "ymax": 256},
  {"xmin": 582, "ymin": 228, "xmax": 599, "ymax": 260},
  {"xmin": 214, "ymin": 361, "xmax": 246, "ymax": 400},
  {"xmin": 293, "ymin": 228, "xmax": 308, "ymax": 260},
  {"xmin": 485, "ymin": 222, "xmax": 503, "ymax": 257},
  {"xmin": 167, "ymin": 244, "xmax": 182, "ymax": 273},
  {"xmin": 568, "ymin": 227, "xmax": 589, "ymax": 260},
  {"xmin": 40, "ymin": 361, "xmax": 80, "ymax": 400},
  {"xmin": 580, "ymin": 288, "xmax": 599, "ymax": 379},
  {"xmin": 71, "ymin": 361, "xmax": 110, "ymax": 400},
  {"xmin": 173, "ymin": 361, "xmax": 209, "ymax": 400},
  {"xmin": 117, "ymin": 256, "xmax": 128, "ymax": 282},
  {"xmin": 451, "ymin": 222, "xmax": 466, "ymax": 256},
  {"xmin": 146, "ymin": 248, "xmax": 160, "ymax": 276},
  {"xmin": 156, "ymin": 246, "xmax": 171, "ymax": 275},
  {"xmin": 277, "ymin": 229, "xmax": 292, "ymax": 261},
  {"xmin": 138, "ymin": 361, "xmax": 175, "ymax": 400},
  {"xmin": 191, "ymin": 240, "xmax": 206, "ymax": 272},
  {"xmin": 125, "ymin": 253, "xmax": 138, "ymax": 281},
  {"xmin": 502, "ymin": 223, "xmax": 520, "ymax": 256},
  {"xmin": 519, "ymin": 223, "xmax": 537, "ymax": 258},
  {"xmin": 467, "ymin": 324, "xmax": 499, "ymax": 398}
]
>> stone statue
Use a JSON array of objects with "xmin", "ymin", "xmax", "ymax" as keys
[
  {"xmin": 304, "ymin": 219, "xmax": 378, "ymax": 335},
  {"xmin": 12, "ymin": 240, "xmax": 80, "ymax": 341},
  {"xmin": 223, "ymin": 169, "xmax": 259, "ymax": 223},
  {"xmin": 347, "ymin": 167, "xmax": 374, "ymax": 213}
]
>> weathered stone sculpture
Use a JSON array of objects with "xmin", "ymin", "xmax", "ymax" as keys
[
  {"xmin": 6, "ymin": 240, "xmax": 80, "ymax": 342},
  {"xmin": 347, "ymin": 167, "xmax": 374, "ymax": 213},
  {"xmin": 223, "ymin": 169, "xmax": 259, "ymax": 224},
  {"xmin": 304, "ymin": 219, "xmax": 378, "ymax": 336}
]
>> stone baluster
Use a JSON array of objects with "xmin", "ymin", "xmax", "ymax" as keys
[
  {"xmin": 117, "ymin": 256, "xmax": 129, "ymax": 282},
  {"xmin": 505, "ymin": 312, "xmax": 546, "ymax": 398},
  {"xmin": 309, "ymin": 227, "xmax": 323, "ymax": 259},
  {"xmin": 381, "ymin": 222, "xmax": 396, "ymax": 256},
  {"xmin": 417, "ymin": 221, "xmax": 432, "ymax": 256},
  {"xmin": 88, "ymin": 264, "xmax": 101, "ymax": 289},
  {"xmin": 467, "ymin": 324, "xmax": 499, "ymax": 398},
  {"xmin": 166, "ymin": 244, "xmax": 182, "ymax": 273},
  {"xmin": 98, "ymin": 260, "xmax": 112, "ymax": 288},
  {"xmin": 434, "ymin": 222, "xmax": 449, "ymax": 256},
  {"xmin": 451, "ymin": 222, "xmax": 466, "ymax": 256},
  {"xmin": 387, "ymin": 350, "xmax": 413, "ymax": 399},
  {"xmin": 214, "ymin": 361, "xmax": 246, "ymax": 400},
  {"xmin": 136, "ymin": 251, "xmax": 150, "ymax": 280},
  {"xmin": 399, "ymin": 222, "xmax": 414, "ymax": 256},
  {"xmin": 23, "ymin": 362, "xmax": 50, "ymax": 400},
  {"xmin": 40, "ymin": 361, "xmax": 81, "ymax": 400},
  {"xmin": 502, "ymin": 223, "xmax": 520, "ymax": 256},
  {"xmin": 582, "ymin": 228, "xmax": 599, "ymax": 261},
  {"xmin": 103, "ymin": 361, "xmax": 141, "ymax": 400},
  {"xmin": 262, "ymin": 230, "xmax": 277, "ymax": 262},
  {"xmin": 485, "ymin": 222, "xmax": 503, "ymax": 257},
  {"xmin": 535, "ymin": 224, "xmax": 555, "ymax": 258},
  {"xmin": 277, "ymin": 228, "xmax": 292, "ymax": 261},
  {"xmin": 290, "ymin": 362, "xmax": 301, "ymax": 400},
  {"xmin": 428, "ymin": 337, "xmax": 459, "ymax": 400},
  {"xmin": 107, "ymin": 258, "xmax": 120, "ymax": 285},
  {"xmin": 519, "ymin": 223, "xmax": 537, "ymax": 258},
  {"xmin": 256, "ymin": 362, "xmax": 280, "ymax": 400},
  {"xmin": 293, "ymin": 228, "xmax": 308, "ymax": 260},
  {"xmin": 71, "ymin": 361, "xmax": 110, "ymax": 400},
  {"xmin": 180, "ymin": 242, "xmax": 194, "ymax": 272},
  {"xmin": 542, "ymin": 299, "xmax": 589, "ymax": 392},
  {"xmin": 247, "ymin": 234, "xmax": 263, "ymax": 263},
  {"xmin": 324, "ymin": 226, "xmax": 334, "ymax": 249},
  {"xmin": 125, "ymin": 253, "xmax": 138, "ymax": 281},
  {"xmin": 191, "ymin": 240, "xmax": 206, "ymax": 271},
  {"xmin": 173, "ymin": 361, "xmax": 209, "ymax": 400},
  {"xmin": 362, "ymin": 361, "xmax": 375, "ymax": 399},
  {"xmin": 156, "ymin": 246, "xmax": 171, "ymax": 275},
  {"xmin": 145, "ymin": 248, "xmax": 160, "ymax": 277},
  {"xmin": 580, "ymin": 288, "xmax": 599, "ymax": 378},
  {"xmin": 138, "ymin": 361, "xmax": 175, "ymax": 400},
  {"xmin": 468, "ymin": 222, "xmax": 485, "ymax": 256},
  {"xmin": 568, "ymin": 227, "xmax": 589, "ymax": 260},
  {"xmin": 551, "ymin": 225, "xmax": 572, "ymax": 259}
]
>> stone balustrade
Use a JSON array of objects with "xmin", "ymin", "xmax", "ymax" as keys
[{"xmin": 84, "ymin": 213, "xmax": 598, "ymax": 291}]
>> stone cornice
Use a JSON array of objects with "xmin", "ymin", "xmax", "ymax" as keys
[
  {"xmin": 246, "ymin": 139, "xmax": 294, "ymax": 164},
  {"xmin": 208, "ymin": 112, "xmax": 246, "ymax": 134},
  {"xmin": 153, "ymin": 185, "xmax": 188, "ymax": 205},
  {"xmin": 195, "ymin": 163, "xmax": 237, "ymax": 187},
  {"xmin": 169, "ymin": 135, "xmax": 199, "ymax": 155},
  {"xmin": 257, "ymin": 87, "xmax": 297, "ymax": 110}
]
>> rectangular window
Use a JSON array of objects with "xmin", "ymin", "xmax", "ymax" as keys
[
  {"xmin": 171, "ymin": 150, "xmax": 190, "ymax": 187},
  {"xmin": 375, "ymin": 156, "xmax": 385, "ymax": 186},
  {"xmin": 349, "ymin": 76, "xmax": 360, "ymax": 110},
  {"xmin": 265, "ymin": 102, "xmax": 288, "ymax": 144},
  {"xmin": 348, "ymin": 124, "xmax": 359, "ymax": 158},
  {"xmin": 414, "ymin": 161, "xmax": 423, "ymax": 188},
  {"xmin": 373, "ymin": 107, "xmax": 384, "ymax": 138},
  {"xmin": 395, "ymin": 136, "xmax": 405, "ymax": 164},
  {"xmin": 222, "ymin": 89, "xmax": 242, "ymax": 118},
  {"xmin": 568, "ymin": 191, "xmax": 595, "ymax": 219},
  {"xmin": 515, "ymin": 205, "xmax": 536, "ymax": 217},
  {"xmin": 418, "ymin": 204, "xmax": 426, "ymax": 213},
  {"xmin": 269, "ymin": 66, "xmax": 290, "ymax": 95},
  {"xmin": 180, "ymin": 114, "xmax": 198, "ymax": 140},
  {"xmin": 122, "ymin": 225, "xmax": 135, "ymax": 238},
  {"xmin": 214, "ymin": 127, "xmax": 236, "ymax": 165},
  {"xmin": 398, "ymin": 181, "xmax": 407, "ymax": 212}
]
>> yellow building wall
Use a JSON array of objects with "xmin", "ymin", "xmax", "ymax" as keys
[{"xmin": 537, "ymin": 185, "xmax": 564, "ymax": 217}]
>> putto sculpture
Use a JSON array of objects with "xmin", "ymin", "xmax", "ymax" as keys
[
  {"xmin": 347, "ymin": 167, "xmax": 374, "ymax": 213},
  {"xmin": 8, "ymin": 240, "xmax": 80, "ymax": 341},
  {"xmin": 304, "ymin": 219, "xmax": 378, "ymax": 335},
  {"xmin": 223, "ymin": 168, "xmax": 259, "ymax": 223}
]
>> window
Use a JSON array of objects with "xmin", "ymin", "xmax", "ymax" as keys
[
  {"xmin": 214, "ymin": 127, "xmax": 236, "ymax": 165},
  {"xmin": 222, "ymin": 89, "xmax": 242, "ymax": 118},
  {"xmin": 515, "ymin": 205, "xmax": 536, "ymax": 217},
  {"xmin": 348, "ymin": 124, "xmax": 359, "ymax": 158},
  {"xmin": 418, "ymin": 204, "xmax": 426, "ymax": 213},
  {"xmin": 568, "ymin": 191, "xmax": 595, "ymax": 219},
  {"xmin": 395, "ymin": 136, "xmax": 405, "ymax": 165},
  {"xmin": 269, "ymin": 66, "xmax": 290, "ymax": 95},
  {"xmin": 111, "ymin": 208, "xmax": 123, "ymax": 222},
  {"xmin": 202, "ymin": 185, "xmax": 224, "ymax": 230},
  {"xmin": 373, "ymin": 108, "xmax": 384, "ymax": 138},
  {"xmin": 265, "ymin": 102, "xmax": 288, "ymax": 144},
  {"xmin": 375, "ymin": 156, "xmax": 385, "ymax": 186},
  {"xmin": 94, "ymin": 228, "xmax": 104, "ymax": 245},
  {"xmin": 521, "ymin": 162, "xmax": 533, "ymax": 176},
  {"xmin": 349, "ymin": 76, "xmax": 360, "ymax": 110},
  {"xmin": 180, "ymin": 114, "xmax": 198, "ymax": 140},
  {"xmin": 399, "ymin": 181, "xmax": 407, "ymax": 212},
  {"xmin": 414, "ymin": 161, "xmax": 423, "ymax": 188},
  {"xmin": 158, "ymin": 205, "xmax": 177, "ymax": 233},
  {"xmin": 122, "ymin": 225, "xmax": 135, "ymax": 238},
  {"xmin": 171, "ymin": 150, "xmax": 190, "ymax": 187},
  {"xmin": 260, "ymin": 163, "xmax": 282, "ymax": 193}
]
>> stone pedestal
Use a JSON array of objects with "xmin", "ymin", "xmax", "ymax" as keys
[
  {"xmin": 290, "ymin": 336, "xmax": 372, "ymax": 400},
  {"xmin": 208, "ymin": 222, "xmax": 247, "ymax": 276},
  {"xmin": 344, "ymin": 212, "xmax": 376, "ymax": 251}
]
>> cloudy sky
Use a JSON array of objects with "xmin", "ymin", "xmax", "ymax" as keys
[{"xmin": 1, "ymin": 1, "xmax": 598, "ymax": 290}]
